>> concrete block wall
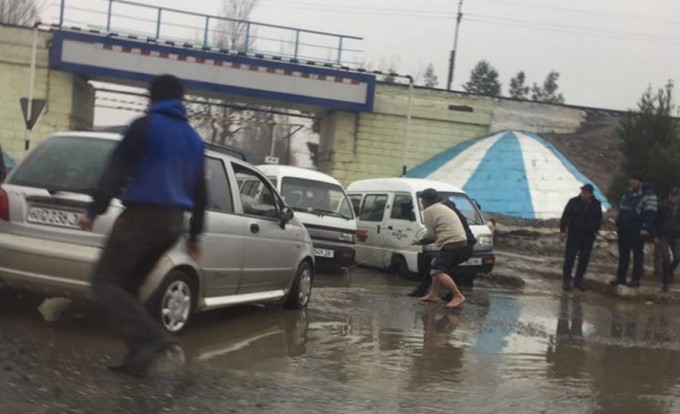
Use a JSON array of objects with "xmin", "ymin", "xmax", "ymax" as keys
[
  {"xmin": 319, "ymin": 83, "xmax": 589, "ymax": 186},
  {"xmin": 0, "ymin": 25, "xmax": 94, "ymax": 163},
  {"xmin": 319, "ymin": 84, "xmax": 493, "ymax": 186}
]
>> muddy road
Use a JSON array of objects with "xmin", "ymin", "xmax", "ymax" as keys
[{"xmin": 2, "ymin": 267, "xmax": 680, "ymax": 413}]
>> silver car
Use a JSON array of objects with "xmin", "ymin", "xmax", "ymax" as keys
[{"xmin": 0, "ymin": 132, "xmax": 315, "ymax": 333}]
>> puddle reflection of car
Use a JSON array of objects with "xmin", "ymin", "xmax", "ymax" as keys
[
  {"xmin": 184, "ymin": 307, "xmax": 309, "ymax": 368},
  {"xmin": 0, "ymin": 132, "xmax": 315, "ymax": 334}
]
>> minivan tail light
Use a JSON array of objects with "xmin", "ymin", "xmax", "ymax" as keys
[{"xmin": 0, "ymin": 188, "xmax": 8, "ymax": 221}]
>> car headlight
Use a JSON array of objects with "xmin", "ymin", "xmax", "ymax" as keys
[
  {"xmin": 477, "ymin": 235, "xmax": 493, "ymax": 247},
  {"xmin": 339, "ymin": 232, "xmax": 355, "ymax": 243}
]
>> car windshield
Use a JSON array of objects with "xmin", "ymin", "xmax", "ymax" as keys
[
  {"xmin": 8, "ymin": 136, "xmax": 118, "ymax": 194},
  {"xmin": 418, "ymin": 191, "xmax": 485, "ymax": 225},
  {"xmin": 280, "ymin": 176, "xmax": 354, "ymax": 219}
]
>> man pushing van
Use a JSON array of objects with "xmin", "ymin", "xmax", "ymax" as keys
[{"xmin": 412, "ymin": 188, "xmax": 468, "ymax": 308}]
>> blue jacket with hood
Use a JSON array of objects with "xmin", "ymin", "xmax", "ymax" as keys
[{"xmin": 88, "ymin": 99, "xmax": 206, "ymax": 241}]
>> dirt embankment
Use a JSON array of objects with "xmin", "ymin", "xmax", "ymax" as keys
[{"xmin": 543, "ymin": 116, "xmax": 623, "ymax": 198}]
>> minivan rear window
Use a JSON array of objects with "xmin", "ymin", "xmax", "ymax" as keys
[
  {"xmin": 9, "ymin": 136, "xmax": 117, "ymax": 193},
  {"xmin": 281, "ymin": 177, "xmax": 354, "ymax": 220}
]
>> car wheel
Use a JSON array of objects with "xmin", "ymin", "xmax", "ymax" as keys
[
  {"xmin": 150, "ymin": 271, "xmax": 195, "ymax": 334},
  {"xmin": 391, "ymin": 255, "xmax": 411, "ymax": 279},
  {"xmin": 284, "ymin": 262, "xmax": 313, "ymax": 309}
]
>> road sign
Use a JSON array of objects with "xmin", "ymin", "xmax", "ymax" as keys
[{"xmin": 20, "ymin": 98, "xmax": 46, "ymax": 131}]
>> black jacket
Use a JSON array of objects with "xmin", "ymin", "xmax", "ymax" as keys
[
  {"xmin": 421, "ymin": 200, "xmax": 477, "ymax": 247},
  {"xmin": 656, "ymin": 200, "xmax": 680, "ymax": 239},
  {"xmin": 616, "ymin": 185, "xmax": 657, "ymax": 232},
  {"xmin": 560, "ymin": 196, "xmax": 602, "ymax": 236}
]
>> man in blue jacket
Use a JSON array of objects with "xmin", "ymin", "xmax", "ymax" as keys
[
  {"xmin": 611, "ymin": 173, "xmax": 657, "ymax": 288},
  {"xmin": 78, "ymin": 74, "xmax": 207, "ymax": 375}
]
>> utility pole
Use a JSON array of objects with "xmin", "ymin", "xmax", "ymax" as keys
[{"xmin": 446, "ymin": 0, "xmax": 464, "ymax": 91}]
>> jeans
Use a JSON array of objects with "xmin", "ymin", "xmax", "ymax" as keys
[
  {"xmin": 659, "ymin": 237, "xmax": 680, "ymax": 286},
  {"xmin": 615, "ymin": 228, "xmax": 645, "ymax": 283},
  {"xmin": 563, "ymin": 232, "xmax": 595, "ymax": 284},
  {"xmin": 91, "ymin": 207, "xmax": 184, "ymax": 349}
]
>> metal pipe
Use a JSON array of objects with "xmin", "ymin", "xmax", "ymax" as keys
[
  {"xmin": 106, "ymin": 0, "xmax": 113, "ymax": 31},
  {"xmin": 59, "ymin": 0, "xmax": 65, "ymax": 27},
  {"xmin": 293, "ymin": 30, "xmax": 300, "ymax": 59},
  {"xmin": 203, "ymin": 16, "xmax": 210, "ymax": 47},
  {"xmin": 402, "ymin": 76, "xmax": 414, "ymax": 176},
  {"xmin": 337, "ymin": 37, "xmax": 344, "ymax": 64},
  {"xmin": 155, "ymin": 8, "xmax": 162, "ymax": 39},
  {"xmin": 25, "ymin": 24, "xmax": 39, "ymax": 151},
  {"xmin": 244, "ymin": 22, "xmax": 250, "ymax": 53}
]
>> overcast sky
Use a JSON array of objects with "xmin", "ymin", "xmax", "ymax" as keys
[{"xmin": 45, "ymin": 0, "xmax": 680, "ymax": 123}]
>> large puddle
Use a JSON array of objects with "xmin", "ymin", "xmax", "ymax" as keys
[{"xmin": 2, "ymin": 268, "xmax": 680, "ymax": 413}]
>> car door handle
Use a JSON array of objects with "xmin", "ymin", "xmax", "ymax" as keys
[
  {"xmin": 377, "ymin": 225, "xmax": 380, "ymax": 234},
  {"xmin": 388, "ymin": 226, "xmax": 393, "ymax": 230},
  {"xmin": 250, "ymin": 223, "xmax": 260, "ymax": 234}
]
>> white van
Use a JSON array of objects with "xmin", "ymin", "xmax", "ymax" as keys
[
  {"xmin": 346, "ymin": 178, "xmax": 495, "ymax": 279},
  {"xmin": 257, "ymin": 165, "xmax": 356, "ymax": 268}
]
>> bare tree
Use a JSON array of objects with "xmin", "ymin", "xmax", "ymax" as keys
[
  {"xmin": 213, "ymin": 0, "xmax": 258, "ymax": 51},
  {"xmin": 0, "ymin": 0, "xmax": 43, "ymax": 26}
]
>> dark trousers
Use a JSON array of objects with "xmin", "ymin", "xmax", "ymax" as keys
[
  {"xmin": 615, "ymin": 229, "xmax": 645, "ymax": 283},
  {"xmin": 659, "ymin": 237, "xmax": 680, "ymax": 286},
  {"xmin": 91, "ymin": 207, "xmax": 184, "ymax": 349},
  {"xmin": 563, "ymin": 232, "xmax": 595, "ymax": 284},
  {"xmin": 413, "ymin": 246, "xmax": 473, "ymax": 295}
]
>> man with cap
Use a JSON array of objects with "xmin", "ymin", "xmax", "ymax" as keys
[
  {"xmin": 559, "ymin": 183, "xmax": 603, "ymax": 291},
  {"xmin": 411, "ymin": 188, "xmax": 468, "ymax": 308},
  {"xmin": 656, "ymin": 187, "xmax": 680, "ymax": 291},
  {"xmin": 611, "ymin": 173, "xmax": 657, "ymax": 288}
]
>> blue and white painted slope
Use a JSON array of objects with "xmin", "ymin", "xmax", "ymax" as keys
[{"xmin": 407, "ymin": 130, "xmax": 611, "ymax": 219}]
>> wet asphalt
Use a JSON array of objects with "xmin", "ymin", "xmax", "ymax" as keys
[{"xmin": 2, "ymin": 267, "xmax": 680, "ymax": 414}]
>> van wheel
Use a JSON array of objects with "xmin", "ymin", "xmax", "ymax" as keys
[
  {"xmin": 150, "ymin": 271, "xmax": 195, "ymax": 335},
  {"xmin": 391, "ymin": 255, "xmax": 411, "ymax": 279},
  {"xmin": 284, "ymin": 262, "xmax": 313, "ymax": 309}
]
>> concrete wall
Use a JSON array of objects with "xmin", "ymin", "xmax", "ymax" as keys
[
  {"xmin": 318, "ymin": 83, "xmax": 590, "ymax": 186},
  {"xmin": 0, "ymin": 25, "xmax": 94, "ymax": 162}
]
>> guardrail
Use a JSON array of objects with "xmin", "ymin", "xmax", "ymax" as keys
[{"xmin": 52, "ymin": 0, "xmax": 363, "ymax": 65}]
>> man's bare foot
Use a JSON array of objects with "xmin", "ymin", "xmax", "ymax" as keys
[
  {"xmin": 445, "ymin": 295, "xmax": 466, "ymax": 308},
  {"xmin": 419, "ymin": 295, "xmax": 439, "ymax": 302}
]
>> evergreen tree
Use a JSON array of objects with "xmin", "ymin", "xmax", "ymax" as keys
[
  {"xmin": 508, "ymin": 71, "xmax": 529, "ymax": 99},
  {"xmin": 423, "ymin": 63, "xmax": 438, "ymax": 88},
  {"xmin": 462, "ymin": 60, "xmax": 501, "ymax": 96},
  {"xmin": 531, "ymin": 71, "xmax": 565, "ymax": 104},
  {"xmin": 610, "ymin": 81, "xmax": 680, "ymax": 202}
]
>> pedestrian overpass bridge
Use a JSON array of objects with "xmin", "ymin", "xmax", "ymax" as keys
[{"xmin": 49, "ymin": 0, "xmax": 376, "ymax": 113}]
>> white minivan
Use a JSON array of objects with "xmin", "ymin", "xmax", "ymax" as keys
[
  {"xmin": 346, "ymin": 178, "xmax": 495, "ymax": 280},
  {"xmin": 257, "ymin": 165, "xmax": 356, "ymax": 268}
]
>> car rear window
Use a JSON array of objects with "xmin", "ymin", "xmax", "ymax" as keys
[{"xmin": 8, "ymin": 136, "xmax": 118, "ymax": 193}]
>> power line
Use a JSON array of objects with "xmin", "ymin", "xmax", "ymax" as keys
[
  {"xmin": 477, "ymin": 0, "xmax": 680, "ymax": 26},
  {"xmin": 466, "ymin": 14, "xmax": 680, "ymax": 45}
]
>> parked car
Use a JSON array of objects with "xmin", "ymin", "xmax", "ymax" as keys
[
  {"xmin": 257, "ymin": 164, "xmax": 356, "ymax": 268},
  {"xmin": 346, "ymin": 178, "xmax": 495, "ymax": 281},
  {"xmin": 0, "ymin": 132, "xmax": 315, "ymax": 333}
]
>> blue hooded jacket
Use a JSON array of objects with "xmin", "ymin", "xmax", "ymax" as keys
[
  {"xmin": 88, "ymin": 99, "xmax": 206, "ymax": 241},
  {"xmin": 122, "ymin": 100, "xmax": 204, "ymax": 210}
]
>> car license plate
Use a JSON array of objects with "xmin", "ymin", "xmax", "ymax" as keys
[
  {"xmin": 314, "ymin": 248, "xmax": 335, "ymax": 258},
  {"xmin": 26, "ymin": 206, "xmax": 81, "ymax": 229},
  {"xmin": 459, "ymin": 257, "xmax": 482, "ymax": 266}
]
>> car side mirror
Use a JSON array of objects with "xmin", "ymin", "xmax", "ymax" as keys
[
  {"xmin": 280, "ymin": 206, "xmax": 294, "ymax": 229},
  {"xmin": 472, "ymin": 198, "xmax": 481, "ymax": 210}
]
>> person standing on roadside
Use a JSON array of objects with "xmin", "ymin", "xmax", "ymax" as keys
[
  {"xmin": 611, "ymin": 173, "xmax": 657, "ymax": 288},
  {"xmin": 78, "ymin": 74, "xmax": 207, "ymax": 375},
  {"xmin": 559, "ymin": 184, "xmax": 602, "ymax": 291},
  {"xmin": 656, "ymin": 187, "xmax": 680, "ymax": 292},
  {"xmin": 411, "ymin": 189, "xmax": 468, "ymax": 308}
]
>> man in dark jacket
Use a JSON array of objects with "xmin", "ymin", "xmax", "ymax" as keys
[
  {"xmin": 611, "ymin": 173, "xmax": 657, "ymax": 288},
  {"xmin": 657, "ymin": 187, "xmax": 680, "ymax": 292},
  {"xmin": 560, "ymin": 184, "xmax": 602, "ymax": 291},
  {"xmin": 78, "ymin": 74, "xmax": 207, "ymax": 375}
]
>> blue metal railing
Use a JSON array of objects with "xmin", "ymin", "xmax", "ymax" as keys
[{"xmin": 54, "ymin": 0, "xmax": 363, "ymax": 65}]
